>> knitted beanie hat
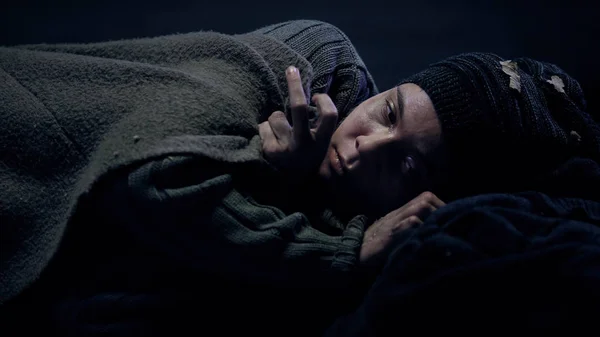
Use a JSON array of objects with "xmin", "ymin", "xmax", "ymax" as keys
[{"xmin": 399, "ymin": 52, "xmax": 600, "ymax": 200}]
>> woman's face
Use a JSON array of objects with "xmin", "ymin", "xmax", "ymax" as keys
[{"xmin": 318, "ymin": 83, "xmax": 444, "ymax": 217}]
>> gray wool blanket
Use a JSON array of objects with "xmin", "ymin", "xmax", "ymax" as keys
[{"xmin": 0, "ymin": 21, "xmax": 377, "ymax": 304}]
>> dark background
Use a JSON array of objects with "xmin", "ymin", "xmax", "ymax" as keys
[{"xmin": 1, "ymin": 0, "xmax": 598, "ymax": 115}]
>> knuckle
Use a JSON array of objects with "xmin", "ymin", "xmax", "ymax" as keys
[
  {"xmin": 290, "ymin": 100, "xmax": 307, "ymax": 110},
  {"xmin": 268, "ymin": 111, "xmax": 285, "ymax": 121},
  {"xmin": 406, "ymin": 215, "xmax": 420, "ymax": 225},
  {"xmin": 312, "ymin": 93, "xmax": 329, "ymax": 102},
  {"xmin": 268, "ymin": 115, "xmax": 289, "ymax": 128},
  {"xmin": 420, "ymin": 191, "xmax": 435, "ymax": 202},
  {"xmin": 417, "ymin": 200, "xmax": 430, "ymax": 210},
  {"xmin": 320, "ymin": 108, "xmax": 338, "ymax": 119}
]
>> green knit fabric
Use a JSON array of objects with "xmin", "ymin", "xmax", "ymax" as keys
[{"xmin": 0, "ymin": 20, "xmax": 376, "ymax": 304}]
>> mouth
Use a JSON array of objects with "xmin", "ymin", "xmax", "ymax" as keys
[{"xmin": 331, "ymin": 147, "xmax": 348, "ymax": 176}]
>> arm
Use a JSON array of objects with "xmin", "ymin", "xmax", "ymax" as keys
[
  {"xmin": 325, "ymin": 192, "xmax": 600, "ymax": 335},
  {"xmin": 101, "ymin": 153, "xmax": 368, "ymax": 288},
  {"xmin": 46, "ymin": 154, "xmax": 369, "ymax": 337},
  {"xmin": 254, "ymin": 20, "xmax": 379, "ymax": 116}
]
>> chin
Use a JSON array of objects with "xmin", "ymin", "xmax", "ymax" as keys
[{"xmin": 317, "ymin": 163, "xmax": 332, "ymax": 181}]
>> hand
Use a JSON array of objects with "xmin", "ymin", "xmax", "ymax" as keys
[
  {"xmin": 359, "ymin": 191, "xmax": 446, "ymax": 268},
  {"xmin": 258, "ymin": 66, "xmax": 338, "ymax": 174}
]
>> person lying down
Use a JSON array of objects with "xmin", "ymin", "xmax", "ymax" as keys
[{"xmin": 1, "ymin": 19, "xmax": 600, "ymax": 336}]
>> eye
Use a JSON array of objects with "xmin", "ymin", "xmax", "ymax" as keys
[{"xmin": 382, "ymin": 99, "xmax": 397, "ymax": 126}]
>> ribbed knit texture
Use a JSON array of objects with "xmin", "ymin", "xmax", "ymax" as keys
[{"xmin": 256, "ymin": 20, "xmax": 378, "ymax": 117}]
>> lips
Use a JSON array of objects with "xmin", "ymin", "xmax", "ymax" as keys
[{"xmin": 331, "ymin": 148, "xmax": 346, "ymax": 176}]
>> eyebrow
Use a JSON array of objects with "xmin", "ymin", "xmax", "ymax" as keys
[
  {"xmin": 395, "ymin": 86, "xmax": 405, "ymax": 122},
  {"xmin": 395, "ymin": 85, "xmax": 434, "ymax": 175}
]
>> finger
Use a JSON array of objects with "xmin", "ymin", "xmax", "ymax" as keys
[
  {"xmin": 286, "ymin": 66, "xmax": 311, "ymax": 144},
  {"xmin": 412, "ymin": 201, "xmax": 438, "ymax": 221},
  {"xmin": 418, "ymin": 191, "xmax": 446, "ymax": 209},
  {"xmin": 391, "ymin": 215, "xmax": 423, "ymax": 234},
  {"xmin": 258, "ymin": 121, "xmax": 271, "ymax": 144},
  {"xmin": 390, "ymin": 192, "xmax": 443, "ymax": 223},
  {"xmin": 259, "ymin": 122, "xmax": 277, "ymax": 157},
  {"xmin": 267, "ymin": 111, "xmax": 292, "ymax": 145},
  {"xmin": 259, "ymin": 121, "xmax": 282, "ymax": 150},
  {"xmin": 259, "ymin": 121, "xmax": 281, "ymax": 154},
  {"xmin": 387, "ymin": 197, "xmax": 414, "ymax": 220},
  {"xmin": 379, "ymin": 204, "xmax": 408, "ymax": 225},
  {"xmin": 311, "ymin": 94, "xmax": 338, "ymax": 147}
]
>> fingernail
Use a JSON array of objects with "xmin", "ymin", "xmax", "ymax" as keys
[{"xmin": 286, "ymin": 66, "xmax": 297, "ymax": 75}]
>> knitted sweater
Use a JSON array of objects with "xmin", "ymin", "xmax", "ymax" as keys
[{"xmin": 0, "ymin": 20, "xmax": 377, "ymax": 308}]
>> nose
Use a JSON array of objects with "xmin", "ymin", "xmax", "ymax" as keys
[{"xmin": 355, "ymin": 131, "xmax": 394, "ymax": 158}]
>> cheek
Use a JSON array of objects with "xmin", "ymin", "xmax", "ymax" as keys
[{"xmin": 334, "ymin": 112, "xmax": 372, "ymax": 142}]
